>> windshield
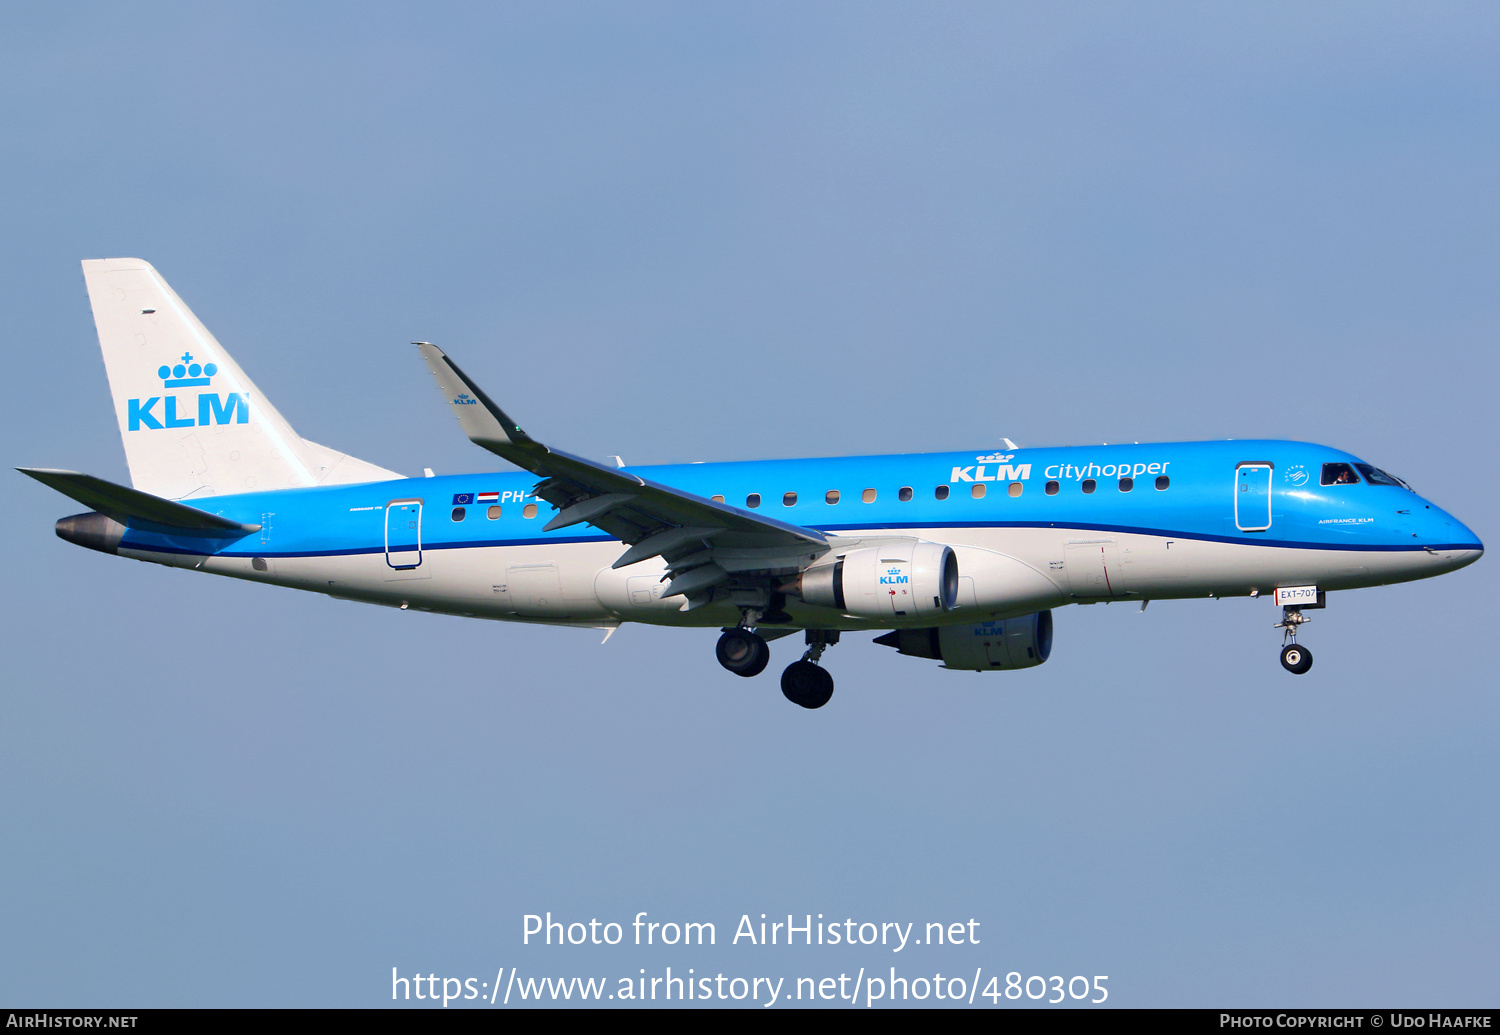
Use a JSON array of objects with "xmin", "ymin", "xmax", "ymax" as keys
[
  {"xmin": 1320, "ymin": 462, "xmax": 1361, "ymax": 486},
  {"xmin": 1354, "ymin": 463, "xmax": 1411, "ymax": 490}
]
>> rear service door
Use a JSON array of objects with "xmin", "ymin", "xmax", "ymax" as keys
[
  {"xmin": 385, "ymin": 500, "xmax": 423, "ymax": 568},
  {"xmin": 1235, "ymin": 463, "xmax": 1273, "ymax": 532}
]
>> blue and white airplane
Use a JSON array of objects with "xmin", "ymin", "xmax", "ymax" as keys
[{"xmin": 22, "ymin": 259, "xmax": 1484, "ymax": 708}]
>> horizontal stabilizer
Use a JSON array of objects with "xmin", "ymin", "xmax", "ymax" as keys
[{"xmin": 18, "ymin": 468, "xmax": 260, "ymax": 534}]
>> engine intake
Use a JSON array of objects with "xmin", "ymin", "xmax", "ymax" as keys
[
  {"xmin": 800, "ymin": 540, "xmax": 957, "ymax": 619},
  {"xmin": 874, "ymin": 611, "xmax": 1053, "ymax": 671}
]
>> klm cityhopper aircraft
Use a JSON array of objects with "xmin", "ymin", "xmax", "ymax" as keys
[{"xmin": 21, "ymin": 259, "xmax": 1484, "ymax": 708}]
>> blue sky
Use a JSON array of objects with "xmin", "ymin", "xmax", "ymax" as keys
[{"xmin": 2, "ymin": 2, "xmax": 1496, "ymax": 1006}]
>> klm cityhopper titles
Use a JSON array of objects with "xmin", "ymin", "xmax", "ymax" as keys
[{"xmin": 21, "ymin": 259, "xmax": 1483, "ymax": 709}]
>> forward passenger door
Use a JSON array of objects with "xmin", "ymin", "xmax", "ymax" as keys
[{"xmin": 1235, "ymin": 463, "xmax": 1273, "ymax": 532}]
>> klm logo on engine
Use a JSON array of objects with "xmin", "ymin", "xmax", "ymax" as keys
[
  {"xmin": 879, "ymin": 566, "xmax": 909, "ymax": 586},
  {"xmin": 127, "ymin": 353, "xmax": 250, "ymax": 431}
]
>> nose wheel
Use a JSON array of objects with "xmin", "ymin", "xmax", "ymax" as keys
[
  {"xmin": 1275, "ymin": 605, "xmax": 1315, "ymax": 675},
  {"xmin": 1279, "ymin": 642, "xmax": 1313, "ymax": 674}
]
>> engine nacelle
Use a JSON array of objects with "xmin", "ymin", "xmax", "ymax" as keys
[
  {"xmin": 874, "ymin": 611, "xmax": 1053, "ymax": 671},
  {"xmin": 800, "ymin": 540, "xmax": 958, "ymax": 619}
]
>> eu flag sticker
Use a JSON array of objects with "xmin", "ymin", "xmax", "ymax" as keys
[{"xmin": 452, "ymin": 493, "xmax": 474, "ymax": 505}]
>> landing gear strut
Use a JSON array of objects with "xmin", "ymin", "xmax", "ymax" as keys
[
  {"xmin": 1276, "ymin": 606, "xmax": 1314, "ymax": 675},
  {"xmin": 781, "ymin": 631, "xmax": 838, "ymax": 709}
]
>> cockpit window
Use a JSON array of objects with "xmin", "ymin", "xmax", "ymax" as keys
[
  {"xmin": 1354, "ymin": 463, "xmax": 1409, "ymax": 489},
  {"xmin": 1320, "ymin": 463, "xmax": 1361, "ymax": 486}
]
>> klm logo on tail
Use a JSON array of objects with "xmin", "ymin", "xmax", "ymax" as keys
[{"xmin": 128, "ymin": 353, "xmax": 249, "ymax": 431}]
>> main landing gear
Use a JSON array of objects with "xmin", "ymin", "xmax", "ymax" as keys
[
  {"xmin": 1276, "ymin": 606, "xmax": 1314, "ymax": 675},
  {"xmin": 714, "ymin": 625, "xmax": 839, "ymax": 709},
  {"xmin": 781, "ymin": 631, "xmax": 838, "ymax": 710},
  {"xmin": 715, "ymin": 627, "xmax": 770, "ymax": 677}
]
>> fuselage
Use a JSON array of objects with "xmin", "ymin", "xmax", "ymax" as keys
[{"xmin": 96, "ymin": 439, "xmax": 1482, "ymax": 631}]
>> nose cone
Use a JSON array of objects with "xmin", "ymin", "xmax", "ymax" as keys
[{"xmin": 1416, "ymin": 502, "xmax": 1483, "ymax": 573}]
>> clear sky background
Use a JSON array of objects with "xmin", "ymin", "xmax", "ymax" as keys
[{"xmin": 2, "ymin": 2, "xmax": 1497, "ymax": 1008}]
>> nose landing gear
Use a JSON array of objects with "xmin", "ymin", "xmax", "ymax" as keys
[
  {"xmin": 781, "ymin": 631, "xmax": 838, "ymax": 709},
  {"xmin": 1276, "ymin": 606, "xmax": 1314, "ymax": 675},
  {"xmin": 1279, "ymin": 642, "xmax": 1313, "ymax": 674}
]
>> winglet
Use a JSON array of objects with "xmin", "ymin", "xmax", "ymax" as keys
[{"xmin": 415, "ymin": 342, "xmax": 545, "ymax": 466}]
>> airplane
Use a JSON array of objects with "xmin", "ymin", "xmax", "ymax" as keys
[{"xmin": 20, "ymin": 258, "xmax": 1484, "ymax": 708}]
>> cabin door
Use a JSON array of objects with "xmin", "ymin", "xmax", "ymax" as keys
[
  {"xmin": 1235, "ymin": 463, "xmax": 1273, "ymax": 532},
  {"xmin": 385, "ymin": 500, "xmax": 423, "ymax": 569}
]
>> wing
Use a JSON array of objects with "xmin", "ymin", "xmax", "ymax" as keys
[{"xmin": 415, "ymin": 343, "xmax": 829, "ymax": 609}]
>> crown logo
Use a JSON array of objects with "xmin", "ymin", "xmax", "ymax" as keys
[
  {"xmin": 976, "ymin": 452, "xmax": 1014, "ymax": 463},
  {"xmin": 158, "ymin": 352, "xmax": 217, "ymax": 388}
]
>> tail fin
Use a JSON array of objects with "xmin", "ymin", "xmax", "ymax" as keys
[{"xmin": 82, "ymin": 258, "xmax": 401, "ymax": 499}]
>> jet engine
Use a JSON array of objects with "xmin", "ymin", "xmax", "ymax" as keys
[
  {"xmin": 799, "ymin": 540, "xmax": 958, "ymax": 619},
  {"xmin": 873, "ymin": 611, "xmax": 1053, "ymax": 671}
]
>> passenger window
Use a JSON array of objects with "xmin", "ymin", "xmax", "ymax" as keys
[
  {"xmin": 1081, "ymin": 479, "xmax": 1096, "ymax": 494},
  {"xmin": 1155, "ymin": 475, "xmax": 1169, "ymax": 490},
  {"xmin": 1119, "ymin": 477, "xmax": 1133, "ymax": 492},
  {"xmin": 783, "ymin": 492, "xmax": 798, "ymax": 507},
  {"xmin": 825, "ymin": 490, "xmax": 840, "ymax": 505},
  {"xmin": 898, "ymin": 486, "xmax": 913, "ymax": 502},
  {"xmin": 1321, "ymin": 463, "xmax": 1361, "ymax": 486},
  {"xmin": 746, "ymin": 493, "xmax": 761, "ymax": 509},
  {"xmin": 523, "ymin": 503, "xmax": 538, "ymax": 519},
  {"xmin": 451, "ymin": 507, "xmax": 466, "ymax": 521},
  {"xmin": 1008, "ymin": 481, "xmax": 1022, "ymax": 497},
  {"xmin": 1045, "ymin": 481, "xmax": 1059, "ymax": 495},
  {"xmin": 861, "ymin": 488, "xmax": 877, "ymax": 503},
  {"xmin": 487, "ymin": 505, "xmax": 501, "ymax": 520},
  {"xmin": 711, "ymin": 494, "xmax": 724, "ymax": 503},
  {"xmin": 934, "ymin": 485, "xmax": 950, "ymax": 501},
  {"xmin": 971, "ymin": 484, "xmax": 986, "ymax": 499}
]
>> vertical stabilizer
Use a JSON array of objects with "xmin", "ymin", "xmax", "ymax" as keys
[{"xmin": 82, "ymin": 258, "xmax": 401, "ymax": 499}]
